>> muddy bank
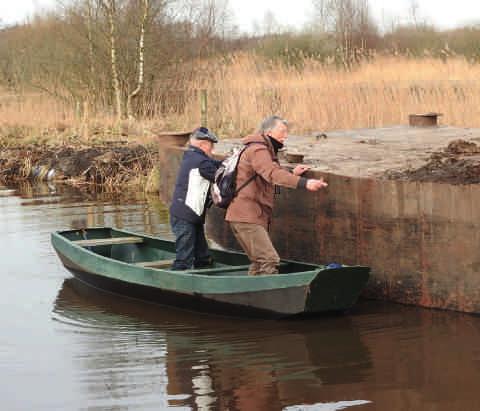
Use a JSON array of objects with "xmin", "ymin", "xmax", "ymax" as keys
[
  {"xmin": 385, "ymin": 139, "xmax": 480, "ymax": 184},
  {"xmin": 4, "ymin": 124, "xmax": 480, "ymax": 191},
  {"xmin": 0, "ymin": 141, "xmax": 159, "ymax": 190}
]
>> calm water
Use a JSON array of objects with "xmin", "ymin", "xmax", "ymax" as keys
[{"xmin": 1, "ymin": 183, "xmax": 480, "ymax": 411}]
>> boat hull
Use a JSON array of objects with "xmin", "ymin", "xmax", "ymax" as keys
[
  {"xmin": 52, "ymin": 228, "xmax": 370, "ymax": 318},
  {"xmin": 57, "ymin": 253, "xmax": 312, "ymax": 318}
]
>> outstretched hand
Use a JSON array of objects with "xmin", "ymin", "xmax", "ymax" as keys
[{"xmin": 306, "ymin": 178, "xmax": 328, "ymax": 191}]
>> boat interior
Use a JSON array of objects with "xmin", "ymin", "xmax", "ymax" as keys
[{"xmin": 58, "ymin": 227, "xmax": 321, "ymax": 276}]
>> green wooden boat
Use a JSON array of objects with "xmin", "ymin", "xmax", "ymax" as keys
[{"xmin": 51, "ymin": 227, "xmax": 370, "ymax": 318}]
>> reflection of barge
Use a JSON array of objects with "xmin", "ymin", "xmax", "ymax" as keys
[{"xmin": 158, "ymin": 122, "xmax": 480, "ymax": 314}]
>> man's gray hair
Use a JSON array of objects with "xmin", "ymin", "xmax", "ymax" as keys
[{"xmin": 258, "ymin": 115, "xmax": 288, "ymax": 134}]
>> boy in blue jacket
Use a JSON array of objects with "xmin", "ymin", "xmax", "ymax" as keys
[{"xmin": 169, "ymin": 127, "xmax": 222, "ymax": 270}]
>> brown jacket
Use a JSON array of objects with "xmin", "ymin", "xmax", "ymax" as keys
[{"xmin": 225, "ymin": 134, "xmax": 305, "ymax": 228}]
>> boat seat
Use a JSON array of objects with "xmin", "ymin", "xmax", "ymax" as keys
[
  {"xmin": 187, "ymin": 261, "xmax": 289, "ymax": 275},
  {"xmin": 73, "ymin": 236, "xmax": 144, "ymax": 247},
  {"xmin": 187, "ymin": 264, "xmax": 251, "ymax": 274},
  {"xmin": 135, "ymin": 259, "xmax": 174, "ymax": 268}
]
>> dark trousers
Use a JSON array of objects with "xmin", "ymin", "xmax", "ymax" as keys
[{"xmin": 170, "ymin": 215, "xmax": 212, "ymax": 270}]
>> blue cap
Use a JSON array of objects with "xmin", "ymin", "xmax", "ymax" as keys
[{"xmin": 191, "ymin": 127, "xmax": 218, "ymax": 143}]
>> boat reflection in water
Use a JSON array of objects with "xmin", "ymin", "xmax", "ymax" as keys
[{"xmin": 52, "ymin": 278, "xmax": 373, "ymax": 410}]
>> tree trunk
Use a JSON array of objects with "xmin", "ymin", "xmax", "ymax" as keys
[
  {"xmin": 127, "ymin": 0, "xmax": 149, "ymax": 120},
  {"xmin": 103, "ymin": 0, "xmax": 122, "ymax": 121},
  {"xmin": 86, "ymin": 0, "xmax": 96, "ymax": 96},
  {"xmin": 85, "ymin": 0, "xmax": 96, "ymax": 126}
]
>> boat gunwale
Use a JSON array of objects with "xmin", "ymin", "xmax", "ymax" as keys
[
  {"xmin": 51, "ymin": 228, "xmax": 330, "ymax": 293},
  {"xmin": 52, "ymin": 226, "xmax": 327, "ymax": 277}
]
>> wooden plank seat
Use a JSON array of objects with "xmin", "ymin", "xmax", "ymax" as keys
[
  {"xmin": 134, "ymin": 261, "xmax": 245, "ymax": 272},
  {"xmin": 73, "ymin": 236, "xmax": 144, "ymax": 247},
  {"xmin": 134, "ymin": 261, "xmax": 290, "ymax": 273},
  {"xmin": 135, "ymin": 259, "xmax": 174, "ymax": 268},
  {"xmin": 187, "ymin": 264, "xmax": 251, "ymax": 274},
  {"xmin": 187, "ymin": 261, "xmax": 290, "ymax": 274}
]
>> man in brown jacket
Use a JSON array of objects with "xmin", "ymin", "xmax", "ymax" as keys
[{"xmin": 225, "ymin": 115, "xmax": 328, "ymax": 275}]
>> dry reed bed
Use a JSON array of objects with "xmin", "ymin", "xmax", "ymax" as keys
[
  {"xmin": 2, "ymin": 55, "xmax": 480, "ymax": 138},
  {"xmin": 188, "ymin": 55, "xmax": 480, "ymax": 134}
]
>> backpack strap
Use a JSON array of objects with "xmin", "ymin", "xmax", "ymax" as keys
[
  {"xmin": 234, "ymin": 141, "xmax": 267, "ymax": 195},
  {"xmin": 235, "ymin": 173, "xmax": 257, "ymax": 194}
]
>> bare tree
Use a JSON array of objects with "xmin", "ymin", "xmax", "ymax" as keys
[
  {"xmin": 126, "ymin": 0, "xmax": 149, "ymax": 119},
  {"xmin": 408, "ymin": 0, "xmax": 419, "ymax": 27},
  {"xmin": 86, "ymin": 0, "xmax": 96, "ymax": 96},
  {"xmin": 263, "ymin": 10, "xmax": 279, "ymax": 36},
  {"xmin": 101, "ymin": 0, "xmax": 123, "ymax": 121},
  {"xmin": 407, "ymin": 0, "xmax": 427, "ymax": 28},
  {"xmin": 176, "ymin": 0, "xmax": 234, "ymax": 56},
  {"xmin": 312, "ymin": 0, "xmax": 378, "ymax": 55},
  {"xmin": 0, "ymin": 0, "xmax": 237, "ymax": 120}
]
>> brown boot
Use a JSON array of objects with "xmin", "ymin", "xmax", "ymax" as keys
[
  {"xmin": 248, "ymin": 263, "xmax": 262, "ymax": 276},
  {"xmin": 259, "ymin": 262, "xmax": 279, "ymax": 275}
]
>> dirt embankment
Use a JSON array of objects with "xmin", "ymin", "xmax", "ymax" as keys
[
  {"xmin": 0, "ymin": 141, "xmax": 159, "ymax": 190},
  {"xmin": 3, "ymin": 132, "xmax": 480, "ymax": 190},
  {"xmin": 386, "ymin": 139, "xmax": 480, "ymax": 184}
]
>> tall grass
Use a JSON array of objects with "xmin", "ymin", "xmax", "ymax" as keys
[
  {"xmin": 0, "ymin": 91, "xmax": 161, "ymax": 144},
  {"xmin": 2, "ymin": 54, "xmax": 480, "ymax": 141},
  {"xmin": 192, "ymin": 54, "xmax": 480, "ymax": 135}
]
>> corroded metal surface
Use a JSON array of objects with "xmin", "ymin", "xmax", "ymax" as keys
[{"xmin": 409, "ymin": 113, "xmax": 442, "ymax": 127}]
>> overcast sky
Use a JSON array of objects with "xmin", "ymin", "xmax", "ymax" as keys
[{"xmin": 2, "ymin": 0, "xmax": 480, "ymax": 32}]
